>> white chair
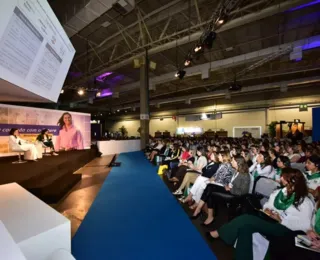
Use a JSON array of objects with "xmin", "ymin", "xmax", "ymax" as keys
[
  {"xmin": 9, "ymin": 145, "xmax": 27, "ymax": 164},
  {"xmin": 253, "ymin": 176, "xmax": 280, "ymax": 207},
  {"xmin": 42, "ymin": 143, "xmax": 52, "ymax": 156}
]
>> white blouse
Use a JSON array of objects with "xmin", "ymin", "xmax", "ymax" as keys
[
  {"xmin": 249, "ymin": 162, "xmax": 275, "ymax": 179},
  {"xmin": 263, "ymin": 188, "xmax": 314, "ymax": 232},
  {"xmin": 304, "ymin": 171, "xmax": 320, "ymax": 190}
]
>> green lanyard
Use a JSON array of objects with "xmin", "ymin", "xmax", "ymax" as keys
[
  {"xmin": 273, "ymin": 189, "xmax": 295, "ymax": 211},
  {"xmin": 307, "ymin": 172, "xmax": 320, "ymax": 180},
  {"xmin": 315, "ymin": 208, "xmax": 320, "ymax": 235}
]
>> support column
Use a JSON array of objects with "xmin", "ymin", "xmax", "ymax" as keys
[{"xmin": 140, "ymin": 48, "xmax": 150, "ymax": 150}]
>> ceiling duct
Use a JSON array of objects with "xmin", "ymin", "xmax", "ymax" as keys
[
  {"xmin": 113, "ymin": 0, "xmax": 135, "ymax": 15},
  {"xmin": 63, "ymin": 0, "xmax": 136, "ymax": 38}
]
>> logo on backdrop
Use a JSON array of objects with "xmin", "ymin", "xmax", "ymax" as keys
[{"xmin": 0, "ymin": 124, "xmax": 60, "ymax": 136}]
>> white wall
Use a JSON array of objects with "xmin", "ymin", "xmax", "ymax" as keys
[
  {"xmin": 106, "ymin": 106, "xmax": 314, "ymax": 137},
  {"xmin": 268, "ymin": 107, "xmax": 312, "ymax": 129},
  {"xmin": 106, "ymin": 110, "xmax": 268, "ymax": 137}
]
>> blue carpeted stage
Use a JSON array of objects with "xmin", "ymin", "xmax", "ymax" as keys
[{"xmin": 72, "ymin": 152, "xmax": 216, "ymax": 260}]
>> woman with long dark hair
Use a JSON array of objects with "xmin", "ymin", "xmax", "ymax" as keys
[
  {"xmin": 207, "ymin": 168, "xmax": 314, "ymax": 260},
  {"xmin": 192, "ymin": 155, "xmax": 250, "ymax": 225},
  {"xmin": 9, "ymin": 128, "xmax": 39, "ymax": 161},
  {"xmin": 274, "ymin": 155, "xmax": 290, "ymax": 182},
  {"xmin": 170, "ymin": 147, "xmax": 207, "ymax": 186},
  {"xmin": 55, "ymin": 112, "xmax": 84, "ymax": 151},
  {"xmin": 249, "ymin": 151, "xmax": 274, "ymax": 179},
  {"xmin": 268, "ymin": 188, "xmax": 320, "ymax": 259},
  {"xmin": 36, "ymin": 129, "xmax": 58, "ymax": 155}
]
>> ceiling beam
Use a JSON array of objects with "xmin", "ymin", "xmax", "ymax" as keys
[
  {"xmin": 112, "ymin": 34, "xmax": 320, "ymax": 93},
  {"xmin": 69, "ymin": 0, "xmax": 310, "ymax": 86},
  {"xmin": 110, "ymin": 76, "xmax": 320, "ymax": 110}
]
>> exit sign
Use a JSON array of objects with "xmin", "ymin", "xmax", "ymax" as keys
[{"xmin": 299, "ymin": 104, "xmax": 308, "ymax": 112}]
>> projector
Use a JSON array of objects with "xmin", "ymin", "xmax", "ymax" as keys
[{"xmin": 229, "ymin": 83, "xmax": 242, "ymax": 91}]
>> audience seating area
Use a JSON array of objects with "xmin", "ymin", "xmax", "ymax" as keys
[{"xmin": 145, "ymin": 136, "xmax": 320, "ymax": 259}]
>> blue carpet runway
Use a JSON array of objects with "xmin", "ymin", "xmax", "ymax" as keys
[{"xmin": 72, "ymin": 151, "xmax": 216, "ymax": 260}]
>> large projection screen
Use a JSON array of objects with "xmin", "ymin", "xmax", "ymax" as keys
[{"xmin": 0, "ymin": 0, "xmax": 75, "ymax": 103}]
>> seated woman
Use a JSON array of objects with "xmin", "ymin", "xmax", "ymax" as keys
[
  {"xmin": 274, "ymin": 155, "xmax": 290, "ymax": 182},
  {"xmin": 149, "ymin": 140, "xmax": 165, "ymax": 162},
  {"xmin": 268, "ymin": 190, "xmax": 320, "ymax": 260},
  {"xmin": 161, "ymin": 144, "xmax": 181, "ymax": 169},
  {"xmin": 192, "ymin": 155, "xmax": 250, "ymax": 225},
  {"xmin": 249, "ymin": 151, "xmax": 274, "ymax": 179},
  {"xmin": 173, "ymin": 153, "xmax": 219, "ymax": 197},
  {"xmin": 170, "ymin": 147, "xmax": 207, "ymax": 187},
  {"xmin": 9, "ymin": 128, "xmax": 38, "ymax": 161},
  {"xmin": 286, "ymin": 144, "xmax": 301, "ymax": 163},
  {"xmin": 268, "ymin": 149, "xmax": 278, "ymax": 169},
  {"xmin": 177, "ymin": 152, "xmax": 220, "ymax": 202},
  {"xmin": 36, "ymin": 129, "xmax": 58, "ymax": 156},
  {"xmin": 305, "ymin": 155, "xmax": 320, "ymax": 198},
  {"xmin": 208, "ymin": 168, "xmax": 314, "ymax": 260}
]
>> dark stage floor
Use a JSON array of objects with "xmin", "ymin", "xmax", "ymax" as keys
[{"xmin": 0, "ymin": 150, "xmax": 97, "ymax": 203}]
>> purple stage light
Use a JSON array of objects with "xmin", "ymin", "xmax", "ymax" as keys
[
  {"xmin": 96, "ymin": 72, "xmax": 113, "ymax": 82},
  {"xmin": 287, "ymin": 0, "xmax": 320, "ymax": 12},
  {"xmin": 97, "ymin": 89, "xmax": 113, "ymax": 98},
  {"xmin": 301, "ymin": 40, "xmax": 320, "ymax": 51}
]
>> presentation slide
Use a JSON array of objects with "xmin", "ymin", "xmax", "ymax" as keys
[
  {"xmin": 0, "ymin": 104, "xmax": 91, "ymax": 156},
  {"xmin": 0, "ymin": 0, "xmax": 75, "ymax": 102}
]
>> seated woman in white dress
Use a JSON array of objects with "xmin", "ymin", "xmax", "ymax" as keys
[{"xmin": 9, "ymin": 128, "xmax": 38, "ymax": 161}]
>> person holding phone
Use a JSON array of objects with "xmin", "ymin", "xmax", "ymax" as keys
[
  {"xmin": 268, "ymin": 189, "xmax": 320, "ymax": 259},
  {"xmin": 207, "ymin": 168, "xmax": 314, "ymax": 260}
]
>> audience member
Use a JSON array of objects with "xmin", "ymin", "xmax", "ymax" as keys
[
  {"xmin": 249, "ymin": 151, "xmax": 274, "ymax": 179},
  {"xmin": 207, "ymin": 168, "xmax": 314, "ymax": 260}
]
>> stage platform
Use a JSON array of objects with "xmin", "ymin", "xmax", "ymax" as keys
[{"xmin": 0, "ymin": 150, "xmax": 97, "ymax": 203}]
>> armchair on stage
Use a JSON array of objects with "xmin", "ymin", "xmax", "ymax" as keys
[
  {"xmin": 8, "ymin": 142, "xmax": 27, "ymax": 164},
  {"xmin": 0, "ymin": 183, "xmax": 75, "ymax": 260}
]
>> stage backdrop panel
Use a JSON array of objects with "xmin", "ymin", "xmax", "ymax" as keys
[
  {"xmin": 0, "ymin": 104, "xmax": 91, "ymax": 156},
  {"xmin": 0, "ymin": 0, "xmax": 75, "ymax": 102}
]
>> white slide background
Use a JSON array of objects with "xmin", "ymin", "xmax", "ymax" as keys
[{"xmin": 0, "ymin": 0, "xmax": 75, "ymax": 102}]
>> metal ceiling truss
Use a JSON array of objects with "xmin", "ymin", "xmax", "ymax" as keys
[
  {"xmin": 206, "ymin": 44, "xmax": 295, "ymax": 91},
  {"xmin": 67, "ymin": 0, "xmax": 300, "ymax": 87}
]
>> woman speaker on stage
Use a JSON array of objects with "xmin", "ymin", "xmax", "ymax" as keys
[
  {"xmin": 36, "ymin": 129, "xmax": 59, "ymax": 156},
  {"xmin": 9, "ymin": 128, "xmax": 39, "ymax": 161}
]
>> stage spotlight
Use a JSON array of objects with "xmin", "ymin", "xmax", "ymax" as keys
[
  {"xmin": 60, "ymin": 89, "xmax": 64, "ymax": 94},
  {"xmin": 78, "ymin": 89, "xmax": 85, "ymax": 96},
  {"xmin": 184, "ymin": 59, "xmax": 191, "ymax": 67},
  {"xmin": 194, "ymin": 44, "xmax": 203, "ymax": 53},
  {"xmin": 175, "ymin": 70, "xmax": 186, "ymax": 79},
  {"xmin": 217, "ymin": 13, "xmax": 228, "ymax": 25},
  {"xmin": 203, "ymin": 31, "xmax": 216, "ymax": 49},
  {"xmin": 96, "ymin": 91, "xmax": 101, "ymax": 97},
  {"xmin": 229, "ymin": 83, "xmax": 242, "ymax": 91}
]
